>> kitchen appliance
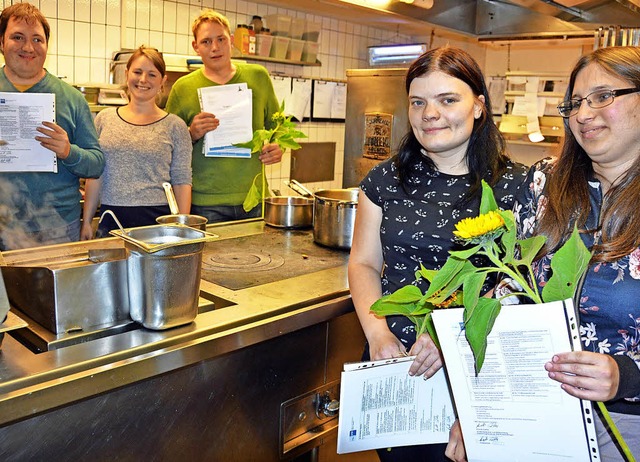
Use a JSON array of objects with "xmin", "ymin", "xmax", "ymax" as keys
[
  {"xmin": 263, "ymin": 196, "xmax": 314, "ymax": 229},
  {"xmin": 97, "ymin": 87, "xmax": 128, "ymax": 105},
  {"xmin": 2, "ymin": 248, "xmax": 130, "ymax": 335},
  {"xmin": 342, "ymin": 68, "xmax": 410, "ymax": 187}
]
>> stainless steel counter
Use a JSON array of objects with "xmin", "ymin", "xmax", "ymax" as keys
[{"xmin": 0, "ymin": 220, "xmax": 365, "ymax": 461}]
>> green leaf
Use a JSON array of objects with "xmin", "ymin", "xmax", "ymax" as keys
[
  {"xmin": 424, "ymin": 259, "xmax": 477, "ymax": 304},
  {"xmin": 423, "ymin": 257, "xmax": 466, "ymax": 299},
  {"xmin": 379, "ymin": 285, "xmax": 423, "ymax": 304},
  {"xmin": 449, "ymin": 244, "xmax": 482, "ymax": 260},
  {"xmin": 516, "ymin": 235, "xmax": 547, "ymax": 267},
  {"xmin": 464, "ymin": 297, "xmax": 501, "ymax": 374},
  {"xmin": 461, "ymin": 270, "xmax": 488, "ymax": 315},
  {"xmin": 242, "ymin": 172, "xmax": 263, "ymax": 212},
  {"xmin": 479, "ymin": 179, "xmax": 499, "ymax": 214},
  {"xmin": 416, "ymin": 265, "xmax": 437, "ymax": 282},
  {"xmin": 542, "ymin": 225, "xmax": 591, "ymax": 303},
  {"xmin": 421, "ymin": 313, "xmax": 440, "ymax": 349}
]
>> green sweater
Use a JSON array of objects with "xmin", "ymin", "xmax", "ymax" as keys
[
  {"xmin": 165, "ymin": 63, "xmax": 279, "ymax": 206},
  {"xmin": 0, "ymin": 69, "xmax": 104, "ymax": 236}
]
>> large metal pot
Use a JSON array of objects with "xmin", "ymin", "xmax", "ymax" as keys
[
  {"xmin": 156, "ymin": 214, "xmax": 208, "ymax": 231},
  {"xmin": 312, "ymin": 189, "xmax": 359, "ymax": 249},
  {"xmin": 264, "ymin": 196, "xmax": 313, "ymax": 228}
]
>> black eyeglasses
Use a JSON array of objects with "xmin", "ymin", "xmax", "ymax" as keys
[{"xmin": 557, "ymin": 88, "xmax": 640, "ymax": 118}]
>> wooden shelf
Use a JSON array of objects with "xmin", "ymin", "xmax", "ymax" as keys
[{"xmin": 232, "ymin": 52, "xmax": 321, "ymax": 67}]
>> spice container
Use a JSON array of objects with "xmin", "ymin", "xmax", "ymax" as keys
[
  {"xmin": 249, "ymin": 15, "xmax": 263, "ymax": 34},
  {"xmin": 233, "ymin": 24, "xmax": 250, "ymax": 54}
]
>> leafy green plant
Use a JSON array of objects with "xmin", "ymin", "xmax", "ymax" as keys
[
  {"xmin": 370, "ymin": 180, "xmax": 591, "ymax": 374},
  {"xmin": 236, "ymin": 101, "xmax": 307, "ymax": 212}
]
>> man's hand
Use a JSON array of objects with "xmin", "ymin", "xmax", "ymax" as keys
[
  {"xmin": 35, "ymin": 121, "xmax": 71, "ymax": 159},
  {"xmin": 259, "ymin": 142, "xmax": 283, "ymax": 165},
  {"xmin": 189, "ymin": 112, "xmax": 219, "ymax": 141}
]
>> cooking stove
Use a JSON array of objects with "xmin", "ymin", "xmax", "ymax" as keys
[{"xmin": 201, "ymin": 227, "xmax": 349, "ymax": 290}]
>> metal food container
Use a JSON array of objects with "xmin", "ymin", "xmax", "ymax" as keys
[
  {"xmin": 263, "ymin": 196, "xmax": 314, "ymax": 228},
  {"xmin": 1, "ymin": 249, "xmax": 130, "ymax": 334},
  {"xmin": 312, "ymin": 189, "xmax": 359, "ymax": 249},
  {"xmin": 111, "ymin": 225, "xmax": 218, "ymax": 330},
  {"xmin": 156, "ymin": 214, "xmax": 208, "ymax": 231}
]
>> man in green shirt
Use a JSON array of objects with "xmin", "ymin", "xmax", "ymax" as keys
[{"xmin": 166, "ymin": 9, "xmax": 282, "ymax": 223}]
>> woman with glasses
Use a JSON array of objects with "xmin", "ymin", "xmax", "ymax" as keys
[{"xmin": 512, "ymin": 46, "xmax": 640, "ymax": 460}]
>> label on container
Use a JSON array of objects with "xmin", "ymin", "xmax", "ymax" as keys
[{"xmin": 363, "ymin": 112, "xmax": 392, "ymax": 160}]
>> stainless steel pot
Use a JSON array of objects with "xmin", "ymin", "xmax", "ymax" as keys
[
  {"xmin": 264, "ymin": 196, "xmax": 313, "ymax": 228},
  {"xmin": 156, "ymin": 214, "xmax": 208, "ymax": 231},
  {"xmin": 312, "ymin": 189, "xmax": 359, "ymax": 249}
]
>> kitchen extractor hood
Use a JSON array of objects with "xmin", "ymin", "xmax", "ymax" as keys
[{"xmin": 261, "ymin": 0, "xmax": 640, "ymax": 40}]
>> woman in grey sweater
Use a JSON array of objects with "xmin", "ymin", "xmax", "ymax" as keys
[{"xmin": 81, "ymin": 46, "xmax": 192, "ymax": 239}]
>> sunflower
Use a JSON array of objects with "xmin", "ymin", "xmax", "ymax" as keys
[{"xmin": 453, "ymin": 210, "xmax": 505, "ymax": 244}]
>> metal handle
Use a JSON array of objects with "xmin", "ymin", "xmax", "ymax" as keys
[
  {"xmin": 314, "ymin": 391, "xmax": 340, "ymax": 418},
  {"xmin": 286, "ymin": 179, "xmax": 315, "ymax": 198},
  {"xmin": 162, "ymin": 182, "xmax": 180, "ymax": 215}
]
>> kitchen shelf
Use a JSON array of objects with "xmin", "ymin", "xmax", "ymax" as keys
[{"xmin": 233, "ymin": 52, "xmax": 321, "ymax": 67}]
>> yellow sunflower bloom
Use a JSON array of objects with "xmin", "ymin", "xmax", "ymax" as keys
[{"xmin": 453, "ymin": 210, "xmax": 505, "ymax": 242}]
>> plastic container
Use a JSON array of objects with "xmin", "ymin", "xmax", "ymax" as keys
[
  {"xmin": 265, "ymin": 14, "xmax": 292, "ymax": 36},
  {"xmin": 248, "ymin": 25, "xmax": 256, "ymax": 54},
  {"xmin": 302, "ymin": 41, "xmax": 319, "ymax": 63},
  {"xmin": 256, "ymin": 33, "xmax": 274, "ymax": 57},
  {"xmin": 286, "ymin": 38, "xmax": 305, "ymax": 61},
  {"xmin": 302, "ymin": 21, "xmax": 321, "ymax": 42},
  {"xmin": 270, "ymin": 36, "xmax": 290, "ymax": 59},
  {"xmin": 290, "ymin": 18, "xmax": 306, "ymax": 39}
]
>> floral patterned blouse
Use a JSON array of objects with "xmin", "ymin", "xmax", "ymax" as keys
[
  {"xmin": 360, "ymin": 156, "xmax": 528, "ymax": 351},
  {"xmin": 514, "ymin": 159, "xmax": 640, "ymax": 414}
]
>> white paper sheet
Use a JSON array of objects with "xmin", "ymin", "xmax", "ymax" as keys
[
  {"xmin": 337, "ymin": 356, "xmax": 455, "ymax": 454},
  {"xmin": 285, "ymin": 78, "xmax": 311, "ymax": 122},
  {"xmin": 0, "ymin": 92, "xmax": 57, "ymax": 172},
  {"xmin": 432, "ymin": 300, "xmax": 600, "ymax": 462},
  {"xmin": 270, "ymin": 75, "xmax": 292, "ymax": 111},
  {"xmin": 197, "ymin": 83, "xmax": 253, "ymax": 158},
  {"xmin": 331, "ymin": 82, "xmax": 347, "ymax": 119},
  {"xmin": 312, "ymin": 80, "xmax": 334, "ymax": 119}
]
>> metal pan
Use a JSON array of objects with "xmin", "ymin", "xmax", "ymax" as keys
[{"xmin": 264, "ymin": 196, "xmax": 314, "ymax": 229}]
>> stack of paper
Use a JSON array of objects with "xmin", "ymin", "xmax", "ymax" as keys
[{"xmin": 197, "ymin": 83, "xmax": 253, "ymax": 158}]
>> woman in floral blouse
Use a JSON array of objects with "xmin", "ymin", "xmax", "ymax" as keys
[{"xmin": 514, "ymin": 46, "xmax": 640, "ymax": 460}]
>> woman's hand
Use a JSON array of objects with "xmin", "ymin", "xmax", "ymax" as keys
[
  {"xmin": 259, "ymin": 142, "xmax": 283, "ymax": 165},
  {"xmin": 545, "ymin": 351, "xmax": 620, "ymax": 401},
  {"xmin": 188, "ymin": 112, "xmax": 219, "ymax": 141},
  {"xmin": 445, "ymin": 419, "xmax": 467, "ymax": 462},
  {"xmin": 368, "ymin": 329, "xmax": 408, "ymax": 361},
  {"xmin": 79, "ymin": 221, "xmax": 94, "ymax": 241},
  {"xmin": 407, "ymin": 333, "xmax": 443, "ymax": 378}
]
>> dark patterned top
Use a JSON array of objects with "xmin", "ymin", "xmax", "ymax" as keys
[
  {"xmin": 360, "ymin": 156, "xmax": 528, "ymax": 350},
  {"xmin": 514, "ymin": 159, "xmax": 640, "ymax": 414}
]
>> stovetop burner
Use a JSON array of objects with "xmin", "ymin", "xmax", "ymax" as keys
[
  {"xmin": 200, "ymin": 228, "xmax": 347, "ymax": 290},
  {"xmin": 202, "ymin": 252, "xmax": 285, "ymax": 272}
]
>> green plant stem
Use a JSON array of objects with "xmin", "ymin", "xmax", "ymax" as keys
[
  {"xmin": 597, "ymin": 401, "xmax": 636, "ymax": 461},
  {"xmin": 479, "ymin": 249, "xmax": 543, "ymax": 304}
]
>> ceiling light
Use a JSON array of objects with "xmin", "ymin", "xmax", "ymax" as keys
[{"xmin": 368, "ymin": 43, "xmax": 427, "ymax": 66}]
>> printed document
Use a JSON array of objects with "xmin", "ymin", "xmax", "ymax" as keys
[
  {"xmin": 197, "ymin": 83, "xmax": 253, "ymax": 158},
  {"xmin": 337, "ymin": 356, "xmax": 455, "ymax": 454},
  {"xmin": 432, "ymin": 300, "xmax": 600, "ymax": 462},
  {"xmin": 0, "ymin": 92, "xmax": 57, "ymax": 172}
]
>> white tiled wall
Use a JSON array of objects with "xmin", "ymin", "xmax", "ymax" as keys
[{"xmin": 0, "ymin": 0, "xmax": 417, "ymax": 193}]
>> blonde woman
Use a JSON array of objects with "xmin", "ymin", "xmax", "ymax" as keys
[{"xmin": 81, "ymin": 46, "xmax": 192, "ymax": 239}]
